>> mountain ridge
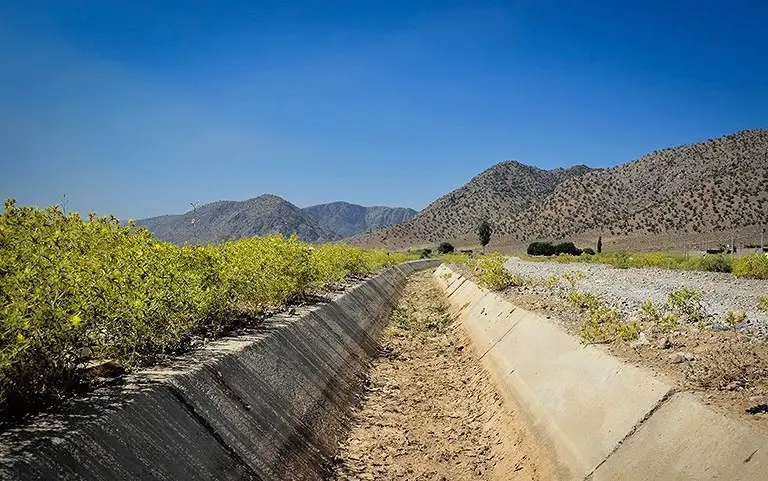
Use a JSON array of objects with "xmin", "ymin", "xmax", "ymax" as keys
[
  {"xmin": 136, "ymin": 195, "xmax": 417, "ymax": 244},
  {"xmin": 349, "ymin": 129, "xmax": 768, "ymax": 249}
]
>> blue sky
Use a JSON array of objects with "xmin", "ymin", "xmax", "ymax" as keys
[{"xmin": 1, "ymin": 1, "xmax": 767, "ymax": 219}]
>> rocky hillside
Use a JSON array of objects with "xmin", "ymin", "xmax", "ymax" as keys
[
  {"xmin": 303, "ymin": 202, "xmax": 417, "ymax": 238},
  {"xmin": 512, "ymin": 129, "xmax": 768, "ymax": 241},
  {"xmin": 137, "ymin": 194, "xmax": 340, "ymax": 244},
  {"xmin": 349, "ymin": 162, "xmax": 593, "ymax": 248},
  {"xmin": 351, "ymin": 129, "xmax": 768, "ymax": 249}
]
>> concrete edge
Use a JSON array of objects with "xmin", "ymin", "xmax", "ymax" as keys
[
  {"xmin": 434, "ymin": 264, "xmax": 768, "ymax": 481},
  {"xmin": 0, "ymin": 260, "xmax": 440, "ymax": 481}
]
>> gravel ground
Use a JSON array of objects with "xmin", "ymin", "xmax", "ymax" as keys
[{"xmin": 505, "ymin": 258, "xmax": 768, "ymax": 335}]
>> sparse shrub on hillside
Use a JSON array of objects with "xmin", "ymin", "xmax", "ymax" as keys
[
  {"xmin": 583, "ymin": 247, "xmax": 595, "ymax": 255},
  {"xmin": 437, "ymin": 242, "xmax": 454, "ymax": 254},
  {"xmin": 733, "ymin": 255, "xmax": 768, "ymax": 279}
]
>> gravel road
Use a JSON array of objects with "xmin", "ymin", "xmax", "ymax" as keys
[{"xmin": 505, "ymin": 258, "xmax": 768, "ymax": 335}]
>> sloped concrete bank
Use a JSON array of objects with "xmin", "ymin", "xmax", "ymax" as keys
[
  {"xmin": 434, "ymin": 264, "xmax": 768, "ymax": 481},
  {"xmin": 0, "ymin": 259, "xmax": 439, "ymax": 481}
]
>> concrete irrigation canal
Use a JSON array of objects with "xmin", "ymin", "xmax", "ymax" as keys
[{"xmin": 2, "ymin": 260, "xmax": 768, "ymax": 480}]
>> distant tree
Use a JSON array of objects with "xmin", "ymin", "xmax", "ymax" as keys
[
  {"xmin": 527, "ymin": 241, "xmax": 555, "ymax": 256},
  {"xmin": 437, "ymin": 242, "xmax": 454, "ymax": 254},
  {"xmin": 554, "ymin": 242, "xmax": 582, "ymax": 256},
  {"xmin": 597, "ymin": 236, "xmax": 603, "ymax": 254},
  {"xmin": 477, "ymin": 219, "xmax": 492, "ymax": 251}
]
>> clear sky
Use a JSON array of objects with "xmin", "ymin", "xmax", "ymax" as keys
[{"xmin": 2, "ymin": 1, "xmax": 767, "ymax": 220}]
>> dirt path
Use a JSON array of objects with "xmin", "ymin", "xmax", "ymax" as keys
[{"xmin": 329, "ymin": 271, "xmax": 553, "ymax": 481}]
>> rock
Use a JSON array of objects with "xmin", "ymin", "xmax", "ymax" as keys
[
  {"xmin": 683, "ymin": 352, "xmax": 695, "ymax": 361},
  {"xmin": 656, "ymin": 337, "xmax": 671, "ymax": 349},
  {"xmin": 78, "ymin": 346, "xmax": 94, "ymax": 360},
  {"xmin": 630, "ymin": 332, "xmax": 650, "ymax": 349},
  {"xmin": 724, "ymin": 381, "xmax": 743, "ymax": 391},
  {"xmin": 85, "ymin": 359, "xmax": 126, "ymax": 378},
  {"xmin": 668, "ymin": 352, "xmax": 685, "ymax": 364}
]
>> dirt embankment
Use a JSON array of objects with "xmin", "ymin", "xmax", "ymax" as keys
[
  {"xmin": 500, "ymin": 258, "xmax": 768, "ymax": 432},
  {"xmin": 330, "ymin": 271, "xmax": 553, "ymax": 481}
]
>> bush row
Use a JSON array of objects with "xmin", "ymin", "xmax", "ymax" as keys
[
  {"xmin": 527, "ymin": 241, "xmax": 586, "ymax": 256},
  {"xmin": 0, "ymin": 200, "xmax": 412, "ymax": 419},
  {"xmin": 524, "ymin": 249, "xmax": 768, "ymax": 278}
]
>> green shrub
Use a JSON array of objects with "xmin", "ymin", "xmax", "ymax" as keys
[
  {"xmin": 723, "ymin": 311, "xmax": 747, "ymax": 329},
  {"xmin": 437, "ymin": 242, "xmax": 454, "ymax": 254},
  {"xmin": 473, "ymin": 254, "xmax": 513, "ymax": 291},
  {"xmin": 699, "ymin": 254, "xmax": 733, "ymax": 273},
  {"xmin": 567, "ymin": 290, "xmax": 602, "ymax": 310},
  {"xmin": 733, "ymin": 255, "xmax": 768, "ymax": 279},
  {"xmin": 640, "ymin": 300, "xmax": 679, "ymax": 332},
  {"xmin": 554, "ymin": 242, "xmax": 582, "ymax": 256},
  {"xmin": 409, "ymin": 248, "xmax": 432, "ymax": 259},
  {"xmin": 440, "ymin": 252, "xmax": 471, "ymax": 265},
  {"xmin": 527, "ymin": 241, "xmax": 555, "ymax": 256},
  {"xmin": 666, "ymin": 288, "xmax": 704, "ymax": 323},
  {"xmin": 758, "ymin": 296, "xmax": 768, "ymax": 312},
  {"xmin": 580, "ymin": 304, "xmax": 639, "ymax": 343},
  {"xmin": 583, "ymin": 247, "xmax": 595, "ymax": 255}
]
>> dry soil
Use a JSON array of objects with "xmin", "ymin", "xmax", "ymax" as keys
[{"xmin": 329, "ymin": 271, "xmax": 553, "ymax": 481}]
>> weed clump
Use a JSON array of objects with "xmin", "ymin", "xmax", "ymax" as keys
[
  {"xmin": 733, "ymin": 255, "xmax": 768, "ymax": 279},
  {"xmin": 473, "ymin": 254, "xmax": 514, "ymax": 291},
  {"xmin": 723, "ymin": 311, "xmax": 747, "ymax": 329},
  {"xmin": 758, "ymin": 296, "xmax": 768, "ymax": 312}
]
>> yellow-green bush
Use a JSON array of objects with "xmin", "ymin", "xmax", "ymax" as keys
[
  {"xmin": 439, "ymin": 252, "xmax": 471, "ymax": 265},
  {"xmin": 733, "ymin": 255, "xmax": 768, "ymax": 279},
  {"xmin": 522, "ymin": 251, "xmax": 746, "ymax": 276},
  {"xmin": 759, "ymin": 296, "xmax": 768, "ymax": 312},
  {"xmin": 472, "ymin": 254, "xmax": 513, "ymax": 291},
  {"xmin": 0, "ymin": 199, "xmax": 412, "ymax": 419}
]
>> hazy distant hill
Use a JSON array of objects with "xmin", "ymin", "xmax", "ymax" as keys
[
  {"xmin": 137, "ymin": 195, "xmax": 417, "ymax": 244},
  {"xmin": 303, "ymin": 201, "xmax": 417, "ymax": 238},
  {"xmin": 350, "ymin": 129, "xmax": 768, "ymax": 250},
  {"xmin": 137, "ymin": 194, "xmax": 340, "ymax": 244}
]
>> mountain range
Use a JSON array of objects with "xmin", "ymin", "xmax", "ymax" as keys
[
  {"xmin": 138, "ymin": 129, "xmax": 767, "ymax": 251},
  {"xmin": 349, "ymin": 129, "xmax": 768, "ymax": 250},
  {"xmin": 136, "ymin": 195, "xmax": 417, "ymax": 245}
]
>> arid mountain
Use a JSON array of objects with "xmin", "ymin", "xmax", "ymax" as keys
[
  {"xmin": 349, "ymin": 162, "xmax": 593, "ymax": 249},
  {"xmin": 137, "ymin": 195, "xmax": 417, "ymax": 245},
  {"xmin": 351, "ymin": 130, "xmax": 768, "ymax": 250},
  {"xmin": 512, "ymin": 129, "xmax": 768, "ymax": 241},
  {"xmin": 137, "ymin": 194, "xmax": 340, "ymax": 244},
  {"xmin": 303, "ymin": 202, "xmax": 417, "ymax": 238}
]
